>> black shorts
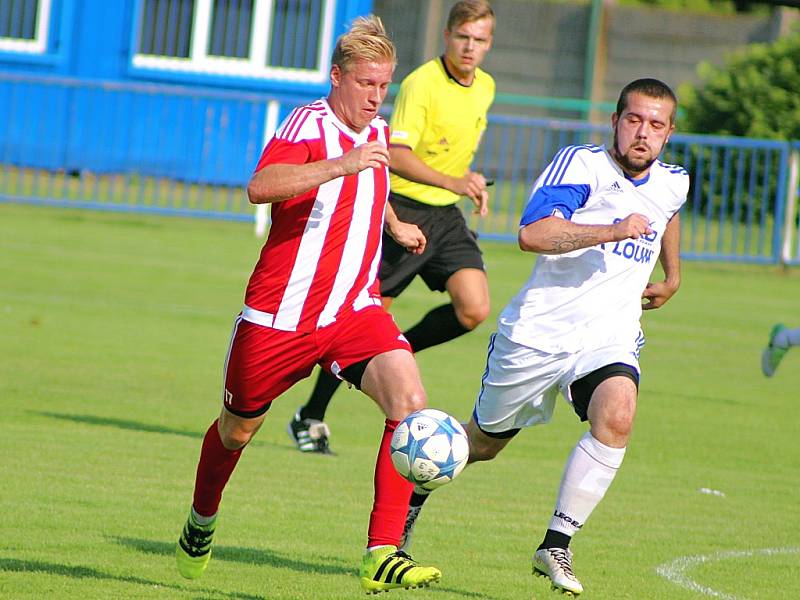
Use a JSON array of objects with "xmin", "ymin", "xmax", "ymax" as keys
[
  {"xmin": 379, "ymin": 193, "xmax": 485, "ymax": 297},
  {"xmin": 569, "ymin": 363, "xmax": 640, "ymax": 422}
]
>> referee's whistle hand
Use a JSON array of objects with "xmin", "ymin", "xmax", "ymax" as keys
[{"xmin": 472, "ymin": 189, "xmax": 489, "ymax": 216}]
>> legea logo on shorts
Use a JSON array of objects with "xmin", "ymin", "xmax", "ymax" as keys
[{"xmin": 225, "ymin": 389, "xmax": 233, "ymax": 405}]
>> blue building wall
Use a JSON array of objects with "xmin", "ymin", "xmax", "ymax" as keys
[{"xmin": 0, "ymin": 0, "xmax": 374, "ymax": 184}]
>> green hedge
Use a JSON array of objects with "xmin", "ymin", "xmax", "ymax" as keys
[
  {"xmin": 680, "ymin": 33, "xmax": 800, "ymax": 140},
  {"xmin": 616, "ymin": 0, "xmax": 758, "ymax": 13}
]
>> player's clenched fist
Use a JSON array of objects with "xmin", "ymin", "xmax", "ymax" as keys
[
  {"xmin": 611, "ymin": 213, "xmax": 653, "ymax": 241},
  {"xmin": 339, "ymin": 141, "xmax": 390, "ymax": 175}
]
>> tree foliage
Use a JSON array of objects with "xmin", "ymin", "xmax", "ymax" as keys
[
  {"xmin": 680, "ymin": 33, "xmax": 800, "ymax": 139},
  {"xmin": 616, "ymin": 0, "xmax": 758, "ymax": 13}
]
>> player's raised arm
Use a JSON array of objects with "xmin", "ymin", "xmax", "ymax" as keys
[
  {"xmin": 247, "ymin": 141, "xmax": 389, "ymax": 204},
  {"xmin": 519, "ymin": 212, "xmax": 653, "ymax": 255}
]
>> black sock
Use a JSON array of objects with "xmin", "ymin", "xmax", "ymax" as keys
[
  {"xmin": 300, "ymin": 369, "xmax": 342, "ymax": 421},
  {"xmin": 404, "ymin": 304, "xmax": 470, "ymax": 353},
  {"xmin": 537, "ymin": 529, "xmax": 572, "ymax": 551},
  {"xmin": 410, "ymin": 490, "xmax": 430, "ymax": 508}
]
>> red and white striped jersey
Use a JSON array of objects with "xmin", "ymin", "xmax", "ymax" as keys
[{"xmin": 242, "ymin": 99, "xmax": 391, "ymax": 333}]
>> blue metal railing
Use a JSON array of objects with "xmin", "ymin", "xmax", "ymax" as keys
[
  {"xmin": 786, "ymin": 142, "xmax": 800, "ymax": 266},
  {"xmin": 1, "ymin": 72, "xmax": 798, "ymax": 264}
]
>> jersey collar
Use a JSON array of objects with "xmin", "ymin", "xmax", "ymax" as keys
[
  {"xmin": 440, "ymin": 56, "xmax": 473, "ymax": 88},
  {"xmin": 624, "ymin": 170, "xmax": 650, "ymax": 187},
  {"xmin": 321, "ymin": 98, "xmax": 372, "ymax": 144}
]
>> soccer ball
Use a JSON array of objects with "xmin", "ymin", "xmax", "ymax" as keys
[{"xmin": 390, "ymin": 408, "xmax": 469, "ymax": 491}]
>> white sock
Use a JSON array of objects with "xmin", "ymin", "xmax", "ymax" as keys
[
  {"xmin": 191, "ymin": 507, "xmax": 216, "ymax": 525},
  {"xmin": 775, "ymin": 327, "xmax": 800, "ymax": 348},
  {"xmin": 548, "ymin": 432, "xmax": 626, "ymax": 536}
]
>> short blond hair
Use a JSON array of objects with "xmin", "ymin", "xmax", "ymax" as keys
[
  {"xmin": 331, "ymin": 15, "xmax": 396, "ymax": 72},
  {"xmin": 447, "ymin": 0, "xmax": 495, "ymax": 31}
]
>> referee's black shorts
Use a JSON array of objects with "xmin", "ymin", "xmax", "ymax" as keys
[{"xmin": 379, "ymin": 192, "xmax": 485, "ymax": 298}]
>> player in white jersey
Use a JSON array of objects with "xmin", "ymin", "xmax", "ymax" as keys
[
  {"xmin": 398, "ymin": 78, "xmax": 689, "ymax": 595},
  {"xmin": 175, "ymin": 17, "xmax": 443, "ymax": 594}
]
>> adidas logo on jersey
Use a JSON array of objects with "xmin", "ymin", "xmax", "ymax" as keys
[{"xmin": 609, "ymin": 181, "xmax": 623, "ymax": 192}]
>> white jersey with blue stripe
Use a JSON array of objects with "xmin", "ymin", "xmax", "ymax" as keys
[{"xmin": 498, "ymin": 144, "xmax": 689, "ymax": 353}]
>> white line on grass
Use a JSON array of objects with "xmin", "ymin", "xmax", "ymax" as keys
[{"xmin": 656, "ymin": 547, "xmax": 800, "ymax": 599}]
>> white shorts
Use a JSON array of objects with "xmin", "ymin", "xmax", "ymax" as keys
[{"xmin": 472, "ymin": 331, "xmax": 642, "ymax": 434}]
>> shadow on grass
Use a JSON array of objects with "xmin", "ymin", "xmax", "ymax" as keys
[
  {"xmin": 426, "ymin": 588, "xmax": 496, "ymax": 599},
  {"xmin": 33, "ymin": 411, "xmax": 204, "ymax": 439},
  {"xmin": 115, "ymin": 537, "xmax": 353, "ymax": 577},
  {"xmin": 30, "ymin": 411, "xmax": 287, "ymax": 451},
  {"xmin": 647, "ymin": 390, "xmax": 747, "ymax": 407},
  {"xmin": 115, "ymin": 538, "xmax": 497, "ymax": 598},
  {"xmin": 0, "ymin": 557, "xmax": 263, "ymax": 600},
  {"xmin": 52, "ymin": 211, "xmax": 165, "ymax": 229}
]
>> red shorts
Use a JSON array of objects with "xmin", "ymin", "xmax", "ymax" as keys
[{"xmin": 222, "ymin": 306, "xmax": 411, "ymax": 417}]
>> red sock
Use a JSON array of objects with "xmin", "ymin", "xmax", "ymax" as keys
[
  {"xmin": 192, "ymin": 419, "xmax": 243, "ymax": 517},
  {"xmin": 367, "ymin": 418, "xmax": 413, "ymax": 548}
]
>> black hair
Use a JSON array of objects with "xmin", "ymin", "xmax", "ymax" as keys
[{"xmin": 616, "ymin": 78, "xmax": 677, "ymax": 124}]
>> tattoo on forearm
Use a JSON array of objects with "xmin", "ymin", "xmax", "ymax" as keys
[{"xmin": 548, "ymin": 232, "xmax": 600, "ymax": 253}]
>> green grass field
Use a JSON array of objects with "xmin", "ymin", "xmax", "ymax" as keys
[{"xmin": 1, "ymin": 202, "xmax": 798, "ymax": 599}]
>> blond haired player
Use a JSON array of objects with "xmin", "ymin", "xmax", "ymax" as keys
[{"xmin": 175, "ymin": 16, "xmax": 442, "ymax": 593}]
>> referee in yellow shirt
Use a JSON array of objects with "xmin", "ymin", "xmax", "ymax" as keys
[{"xmin": 288, "ymin": 0, "xmax": 496, "ymax": 454}]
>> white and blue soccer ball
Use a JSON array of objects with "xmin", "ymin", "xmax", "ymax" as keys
[{"xmin": 390, "ymin": 408, "xmax": 469, "ymax": 491}]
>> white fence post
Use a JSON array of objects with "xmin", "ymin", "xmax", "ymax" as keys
[
  {"xmin": 254, "ymin": 99, "xmax": 281, "ymax": 237},
  {"xmin": 781, "ymin": 149, "xmax": 799, "ymax": 265}
]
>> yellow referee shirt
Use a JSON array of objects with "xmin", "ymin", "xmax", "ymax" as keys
[{"xmin": 388, "ymin": 57, "xmax": 495, "ymax": 206}]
